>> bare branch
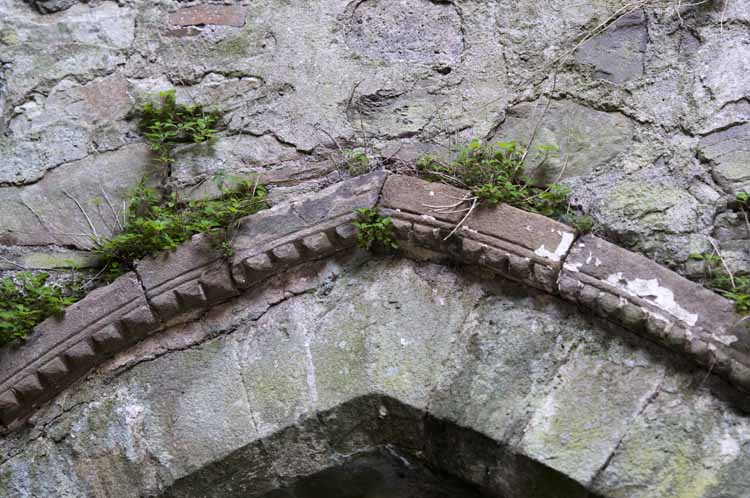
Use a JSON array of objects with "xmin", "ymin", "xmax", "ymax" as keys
[
  {"xmin": 708, "ymin": 237, "xmax": 736, "ymax": 290},
  {"xmin": 443, "ymin": 197, "xmax": 479, "ymax": 241},
  {"xmin": 62, "ymin": 190, "xmax": 99, "ymax": 241},
  {"xmin": 101, "ymin": 187, "xmax": 124, "ymax": 232}
]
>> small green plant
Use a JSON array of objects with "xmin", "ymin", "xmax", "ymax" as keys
[
  {"xmin": 415, "ymin": 139, "xmax": 596, "ymax": 238},
  {"xmin": 96, "ymin": 176, "xmax": 268, "ymax": 280},
  {"xmin": 563, "ymin": 213, "xmax": 596, "ymax": 234},
  {"xmin": 736, "ymin": 192, "xmax": 750, "ymax": 238},
  {"xmin": 690, "ymin": 252, "xmax": 750, "ymax": 315},
  {"xmin": 353, "ymin": 208, "xmax": 399, "ymax": 251},
  {"xmin": 0, "ymin": 272, "xmax": 83, "ymax": 346},
  {"xmin": 344, "ymin": 148, "xmax": 370, "ymax": 176},
  {"xmin": 417, "ymin": 140, "xmax": 571, "ymax": 217},
  {"xmin": 134, "ymin": 89, "xmax": 221, "ymax": 165}
]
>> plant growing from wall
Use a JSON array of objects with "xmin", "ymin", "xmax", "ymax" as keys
[
  {"xmin": 353, "ymin": 208, "xmax": 399, "ymax": 251},
  {"xmin": 690, "ymin": 251, "xmax": 750, "ymax": 315},
  {"xmin": 687, "ymin": 193, "xmax": 750, "ymax": 314},
  {"xmin": 416, "ymin": 139, "xmax": 591, "ymax": 237},
  {"xmin": 96, "ymin": 175, "xmax": 268, "ymax": 280},
  {"xmin": 343, "ymin": 148, "xmax": 371, "ymax": 177},
  {"xmin": 134, "ymin": 89, "xmax": 221, "ymax": 166},
  {"xmin": 736, "ymin": 192, "xmax": 750, "ymax": 238},
  {"xmin": 0, "ymin": 272, "xmax": 83, "ymax": 346}
]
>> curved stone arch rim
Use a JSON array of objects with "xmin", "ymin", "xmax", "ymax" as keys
[
  {"xmin": 1, "ymin": 171, "xmax": 748, "ymax": 429},
  {"xmin": 162, "ymin": 393, "xmax": 603, "ymax": 498}
]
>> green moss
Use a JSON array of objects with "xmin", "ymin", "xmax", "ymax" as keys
[
  {"xmin": 85, "ymin": 397, "xmax": 119, "ymax": 434},
  {"xmin": 0, "ymin": 468, "xmax": 12, "ymax": 494},
  {"xmin": 22, "ymin": 252, "xmax": 101, "ymax": 270},
  {"xmin": 607, "ymin": 182, "xmax": 687, "ymax": 217},
  {"xmin": 0, "ymin": 30, "xmax": 18, "ymax": 45},
  {"xmin": 215, "ymin": 27, "xmax": 257, "ymax": 58}
]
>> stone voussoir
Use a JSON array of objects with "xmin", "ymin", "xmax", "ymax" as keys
[
  {"xmin": 378, "ymin": 175, "xmax": 577, "ymax": 293},
  {"xmin": 559, "ymin": 234, "xmax": 750, "ymax": 392},
  {"xmin": 2, "ymin": 170, "xmax": 747, "ymax": 430},
  {"xmin": 0, "ymin": 273, "xmax": 160, "ymax": 427},
  {"xmin": 230, "ymin": 171, "xmax": 389, "ymax": 289},
  {"xmin": 136, "ymin": 233, "xmax": 239, "ymax": 324}
]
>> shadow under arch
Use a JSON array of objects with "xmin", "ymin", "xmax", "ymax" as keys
[{"xmin": 162, "ymin": 394, "xmax": 602, "ymax": 498}]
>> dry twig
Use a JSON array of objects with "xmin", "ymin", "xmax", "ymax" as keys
[
  {"xmin": 62, "ymin": 190, "xmax": 99, "ymax": 241},
  {"xmin": 708, "ymin": 237, "xmax": 736, "ymax": 289}
]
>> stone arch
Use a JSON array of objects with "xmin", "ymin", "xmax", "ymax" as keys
[
  {"xmin": 2, "ymin": 172, "xmax": 748, "ymax": 430},
  {"xmin": 161, "ymin": 394, "xmax": 598, "ymax": 498},
  {"xmin": 2, "ymin": 253, "xmax": 749, "ymax": 497}
]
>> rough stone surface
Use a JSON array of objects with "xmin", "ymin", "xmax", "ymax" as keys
[
  {"xmin": 136, "ymin": 234, "xmax": 238, "ymax": 324},
  {"xmin": 3, "ymin": 172, "xmax": 748, "ymax": 429},
  {"xmin": 559, "ymin": 234, "xmax": 750, "ymax": 393},
  {"xmin": 699, "ymin": 123, "xmax": 750, "ymax": 194},
  {"xmin": 230, "ymin": 171, "xmax": 387, "ymax": 288},
  {"xmin": 495, "ymin": 100, "xmax": 634, "ymax": 186},
  {"xmin": 0, "ymin": 0, "xmax": 749, "ymax": 494},
  {"xmin": 0, "ymin": 144, "xmax": 161, "ymax": 248},
  {"xmin": 0, "ymin": 272, "xmax": 159, "ymax": 426},
  {"xmin": 0, "ymin": 0, "xmax": 745, "ymax": 275},
  {"xmin": 1, "ymin": 258, "xmax": 749, "ymax": 497},
  {"xmin": 574, "ymin": 10, "xmax": 648, "ymax": 84}
]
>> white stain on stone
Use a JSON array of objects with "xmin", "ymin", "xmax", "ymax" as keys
[
  {"xmin": 564, "ymin": 262, "xmax": 581, "ymax": 272},
  {"xmin": 421, "ymin": 214, "xmax": 436, "ymax": 222},
  {"xmin": 713, "ymin": 334, "xmax": 739, "ymax": 346},
  {"xmin": 535, "ymin": 231, "xmax": 575, "ymax": 262},
  {"xmin": 606, "ymin": 273, "xmax": 698, "ymax": 326},
  {"xmin": 719, "ymin": 432, "xmax": 741, "ymax": 459}
]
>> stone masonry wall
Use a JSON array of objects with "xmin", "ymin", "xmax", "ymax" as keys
[{"xmin": 0, "ymin": 0, "xmax": 748, "ymax": 279}]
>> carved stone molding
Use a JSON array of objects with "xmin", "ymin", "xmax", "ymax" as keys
[{"xmin": 1, "ymin": 172, "xmax": 747, "ymax": 428}]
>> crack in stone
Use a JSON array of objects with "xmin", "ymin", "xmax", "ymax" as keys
[{"xmin": 589, "ymin": 370, "xmax": 666, "ymax": 487}]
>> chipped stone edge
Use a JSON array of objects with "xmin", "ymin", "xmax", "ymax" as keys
[{"xmin": 1, "ymin": 172, "xmax": 747, "ymax": 430}]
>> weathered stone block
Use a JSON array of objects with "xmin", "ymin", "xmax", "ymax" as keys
[
  {"xmin": 168, "ymin": 5, "xmax": 247, "ymax": 27},
  {"xmin": 272, "ymin": 243, "xmax": 302, "ymax": 264},
  {"xmin": 334, "ymin": 224, "xmax": 358, "ymax": 244},
  {"xmin": 13, "ymin": 373, "xmax": 44, "ymax": 403},
  {"xmin": 63, "ymin": 340, "xmax": 97, "ymax": 371},
  {"xmin": 0, "ymin": 272, "xmax": 157, "ymax": 426},
  {"xmin": 296, "ymin": 171, "xmax": 388, "ymax": 225},
  {"xmin": 174, "ymin": 282, "xmax": 208, "ymax": 309},
  {"xmin": 0, "ymin": 390, "xmax": 22, "ymax": 426},
  {"xmin": 137, "ymin": 234, "xmax": 238, "ymax": 322},
  {"xmin": 302, "ymin": 232, "xmax": 335, "ymax": 255},
  {"xmin": 37, "ymin": 357, "xmax": 70, "ymax": 388},
  {"xmin": 559, "ymin": 234, "xmax": 750, "ymax": 392},
  {"xmin": 91, "ymin": 324, "xmax": 126, "ymax": 355},
  {"xmin": 380, "ymin": 175, "xmax": 576, "ymax": 267},
  {"xmin": 230, "ymin": 173, "xmax": 387, "ymax": 289}
]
